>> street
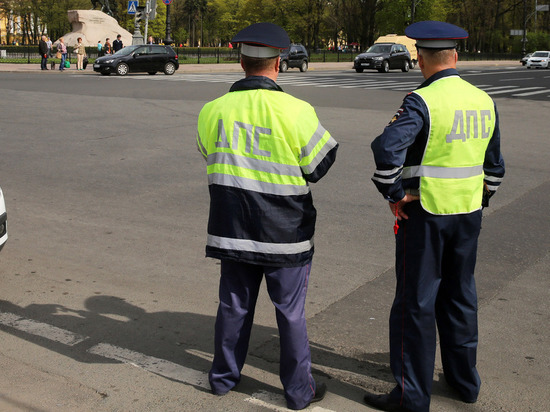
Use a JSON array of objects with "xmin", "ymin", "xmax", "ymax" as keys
[{"xmin": 0, "ymin": 67, "xmax": 549, "ymax": 411}]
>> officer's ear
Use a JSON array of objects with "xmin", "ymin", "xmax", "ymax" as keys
[{"xmin": 275, "ymin": 56, "xmax": 280, "ymax": 73}]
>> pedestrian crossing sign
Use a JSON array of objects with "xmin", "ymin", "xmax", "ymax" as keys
[{"xmin": 128, "ymin": 0, "xmax": 138, "ymax": 14}]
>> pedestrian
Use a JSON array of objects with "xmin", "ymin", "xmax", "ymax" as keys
[
  {"xmin": 104, "ymin": 38, "xmax": 112, "ymax": 55},
  {"xmin": 197, "ymin": 22, "xmax": 338, "ymax": 411},
  {"xmin": 97, "ymin": 40, "xmax": 103, "ymax": 56},
  {"xmin": 364, "ymin": 21, "xmax": 505, "ymax": 412},
  {"xmin": 147, "ymin": 35, "xmax": 154, "ymax": 44},
  {"xmin": 57, "ymin": 37, "xmax": 67, "ymax": 71},
  {"xmin": 38, "ymin": 35, "xmax": 49, "ymax": 70},
  {"xmin": 46, "ymin": 36, "xmax": 53, "ymax": 57},
  {"xmin": 113, "ymin": 34, "xmax": 123, "ymax": 52},
  {"xmin": 74, "ymin": 37, "xmax": 86, "ymax": 70}
]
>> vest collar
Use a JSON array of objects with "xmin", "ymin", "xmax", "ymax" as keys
[
  {"xmin": 230, "ymin": 76, "xmax": 284, "ymax": 92},
  {"xmin": 418, "ymin": 68, "xmax": 459, "ymax": 89}
]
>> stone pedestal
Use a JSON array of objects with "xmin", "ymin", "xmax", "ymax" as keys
[{"xmin": 54, "ymin": 10, "xmax": 132, "ymax": 48}]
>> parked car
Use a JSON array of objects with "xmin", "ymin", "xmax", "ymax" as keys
[
  {"xmin": 526, "ymin": 51, "xmax": 550, "ymax": 69},
  {"xmin": 0, "ymin": 187, "xmax": 7, "ymax": 251},
  {"xmin": 520, "ymin": 53, "xmax": 532, "ymax": 65},
  {"xmin": 279, "ymin": 44, "xmax": 309, "ymax": 72},
  {"xmin": 93, "ymin": 44, "xmax": 179, "ymax": 76},
  {"xmin": 375, "ymin": 34, "xmax": 418, "ymax": 68},
  {"xmin": 354, "ymin": 43, "xmax": 412, "ymax": 73}
]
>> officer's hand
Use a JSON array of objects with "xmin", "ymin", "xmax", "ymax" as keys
[{"xmin": 389, "ymin": 194, "xmax": 420, "ymax": 220}]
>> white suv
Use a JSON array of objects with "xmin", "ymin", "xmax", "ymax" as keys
[
  {"xmin": 0, "ymin": 187, "xmax": 7, "ymax": 251},
  {"xmin": 526, "ymin": 51, "xmax": 550, "ymax": 69}
]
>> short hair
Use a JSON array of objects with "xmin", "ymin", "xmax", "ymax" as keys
[
  {"xmin": 418, "ymin": 47, "xmax": 455, "ymax": 66},
  {"xmin": 77, "ymin": 37, "xmax": 82, "ymax": 42},
  {"xmin": 241, "ymin": 55, "xmax": 278, "ymax": 74}
]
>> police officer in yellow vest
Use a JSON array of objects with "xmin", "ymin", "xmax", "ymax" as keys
[
  {"xmin": 197, "ymin": 23, "xmax": 337, "ymax": 410},
  {"xmin": 366, "ymin": 21, "xmax": 505, "ymax": 412}
]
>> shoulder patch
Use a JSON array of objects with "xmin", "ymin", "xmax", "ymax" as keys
[{"xmin": 388, "ymin": 108, "xmax": 404, "ymax": 125}]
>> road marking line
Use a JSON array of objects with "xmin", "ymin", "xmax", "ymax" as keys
[
  {"xmin": 245, "ymin": 390, "xmax": 335, "ymax": 412},
  {"xmin": 87, "ymin": 343, "xmax": 211, "ymax": 390},
  {"xmin": 479, "ymin": 85, "xmax": 519, "ymax": 91},
  {"xmin": 0, "ymin": 312, "xmax": 88, "ymax": 346},
  {"xmin": 488, "ymin": 86, "xmax": 543, "ymax": 95},
  {"xmin": 512, "ymin": 89, "xmax": 550, "ymax": 96}
]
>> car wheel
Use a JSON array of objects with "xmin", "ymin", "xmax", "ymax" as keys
[
  {"xmin": 280, "ymin": 60, "xmax": 288, "ymax": 73},
  {"xmin": 402, "ymin": 60, "xmax": 410, "ymax": 72},
  {"xmin": 148, "ymin": 71, "xmax": 157, "ymax": 75},
  {"xmin": 299, "ymin": 60, "xmax": 308, "ymax": 72},
  {"xmin": 378, "ymin": 60, "xmax": 389, "ymax": 73},
  {"xmin": 355, "ymin": 68, "xmax": 364, "ymax": 73},
  {"xmin": 116, "ymin": 62, "xmax": 129, "ymax": 76},
  {"xmin": 164, "ymin": 62, "xmax": 176, "ymax": 75},
  {"xmin": 410, "ymin": 60, "xmax": 416, "ymax": 69}
]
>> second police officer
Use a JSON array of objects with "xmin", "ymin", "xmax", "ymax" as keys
[{"xmin": 365, "ymin": 21, "xmax": 505, "ymax": 412}]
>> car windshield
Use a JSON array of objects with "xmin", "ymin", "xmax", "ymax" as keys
[
  {"xmin": 112, "ymin": 45, "xmax": 140, "ymax": 57},
  {"xmin": 532, "ymin": 52, "xmax": 549, "ymax": 57},
  {"xmin": 366, "ymin": 44, "xmax": 391, "ymax": 53}
]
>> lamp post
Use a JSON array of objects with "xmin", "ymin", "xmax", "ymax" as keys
[{"xmin": 165, "ymin": 1, "xmax": 173, "ymax": 45}]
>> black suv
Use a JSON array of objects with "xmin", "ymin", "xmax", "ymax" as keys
[
  {"xmin": 93, "ymin": 44, "xmax": 179, "ymax": 76},
  {"xmin": 279, "ymin": 44, "xmax": 309, "ymax": 72},
  {"xmin": 354, "ymin": 43, "xmax": 411, "ymax": 73}
]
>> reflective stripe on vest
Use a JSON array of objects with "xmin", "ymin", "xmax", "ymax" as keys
[
  {"xmin": 412, "ymin": 76, "xmax": 496, "ymax": 215},
  {"xmin": 207, "ymin": 234, "xmax": 313, "ymax": 255}
]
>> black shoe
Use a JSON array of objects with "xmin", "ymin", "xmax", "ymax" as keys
[
  {"xmin": 288, "ymin": 382, "xmax": 327, "ymax": 410},
  {"xmin": 311, "ymin": 382, "xmax": 327, "ymax": 404},
  {"xmin": 363, "ymin": 392, "xmax": 411, "ymax": 412}
]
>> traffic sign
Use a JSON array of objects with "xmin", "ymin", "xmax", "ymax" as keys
[
  {"xmin": 162, "ymin": 0, "xmax": 173, "ymax": 5},
  {"xmin": 128, "ymin": 0, "xmax": 138, "ymax": 14}
]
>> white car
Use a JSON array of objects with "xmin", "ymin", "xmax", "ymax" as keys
[
  {"xmin": 0, "ymin": 187, "xmax": 7, "ymax": 251},
  {"xmin": 526, "ymin": 51, "xmax": 550, "ymax": 69}
]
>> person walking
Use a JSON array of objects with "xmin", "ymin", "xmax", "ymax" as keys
[
  {"xmin": 197, "ymin": 22, "xmax": 338, "ymax": 411},
  {"xmin": 364, "ymin": 21, "xmax": 505, "ymax": 412},
  {"xmin": 38, "ymin": 35, "xmax": 48, "ymax": 70},
  {"xmin": 74, "ymin": 37, "xmax": 86, "ymax": 70},
  {"xmin": 57, "ymin": 37, "xmax": 67, "ymax": 71}
]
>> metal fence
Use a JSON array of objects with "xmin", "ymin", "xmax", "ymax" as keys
[{"xmin": 0, "ymin": 45, "xmax": 521, "ymax": 65}]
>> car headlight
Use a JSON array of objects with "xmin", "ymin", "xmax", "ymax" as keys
[
  {"xmin": 373, "ymin": 56, "xmax": 383, "ymax": 61},
  {"xmin": 104, "ymin": 59, "xmax": 114, "ymax": 64}
]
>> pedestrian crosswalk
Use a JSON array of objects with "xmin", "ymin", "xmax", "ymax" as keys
[{"xmin": 126, "ymin": 72, "xmax": 550, "ymax": 98}]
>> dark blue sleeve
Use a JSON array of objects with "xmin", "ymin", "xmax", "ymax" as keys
[
  {"xmin": 371, "ymin": 93, "xmax": 427, "ymax": 203},
  {"xmin": 483, "ymin": 102, "xmax": 505, "ymax": 196}
]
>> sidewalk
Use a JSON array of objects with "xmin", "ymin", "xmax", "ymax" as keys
[{"xmin": 0, "ymin": 60, "xmax": 519, "ymax": 74}]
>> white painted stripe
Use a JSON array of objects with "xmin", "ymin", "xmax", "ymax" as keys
[
  {"xmin": 0, "ymin": 312, "xmax": 88, "ymax": 346},
  {"xmin": 87, "ymin": 343, "xmax": 210, "ymax": 390},
  {"xmin": 512, "ymin": 89, "xmax": 550, "ymax": 96},
  {"xmin": 488, "ymin": 86, "xmax": 543, "ymax": 95},
  {"xmin": 478, "ymin": 85, "xmax": 519, "ymax": 91},
  {"xmin": 245, "ymin": 390, "xmax": 335, "ymax": 412}
]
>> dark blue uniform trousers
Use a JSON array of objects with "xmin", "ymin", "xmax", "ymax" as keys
[
  {"xmin": 389, "ymin": 201, "xmax": 482, "ymax": 411},
  {"xmin": 209, "ymin": 259, "xmax": 316, "ymax": 410}
]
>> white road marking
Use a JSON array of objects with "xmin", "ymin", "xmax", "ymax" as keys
[
  {"xmin": 87, "ymin": 343, "xmax": 211, "ymax": 389},
  {"xmin": 488, "ymin": 86, "xmax": 543, "ymax": 95},
  {"xmin": 512, "ymin": 89, "xmax": 550, "ymax": 96},
  {"xmin": 0, "ymin": 312, "xmax": 88, "ymax": 346},
  {"xmin": 478, "ymin": 85, "xmax": 519, "ymax": 91},
  {"xmin": 1, "ymin": 311, "xmax": 331, "ymax": 411}
]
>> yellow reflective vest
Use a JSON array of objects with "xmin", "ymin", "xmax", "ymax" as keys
[
  {"xmin": 404, "ymin": 76, "xmax": 496, "ymax": 214},
  {"xmin": 197, "ymin": 76, "xmax": 338, "ymax": 266}
]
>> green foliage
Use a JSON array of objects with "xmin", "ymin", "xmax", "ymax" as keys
[{"xmin": 0, "ymin": 0, "xmax": 547, "ymax": 55}]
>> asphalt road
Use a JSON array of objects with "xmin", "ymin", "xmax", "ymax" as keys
[{"xmin": 0, "ymin": 69, "xmax": 549, "ymax": 412}]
